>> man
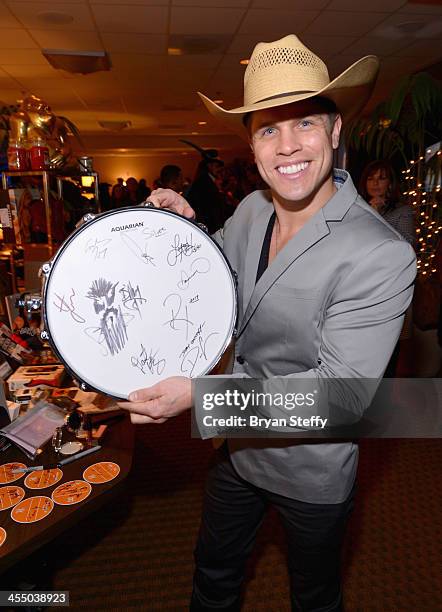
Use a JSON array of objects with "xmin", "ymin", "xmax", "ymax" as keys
[
  {"xmin": 119, "ymin": 35, "xmax": 416, "ymax": 610},
  {"xmin": 159, "ymin": 164, "xmax": 184, "ymax": 193},
  {"xmin": 186, "ymin": 153, "xmax": 230, "ymax": 234}
]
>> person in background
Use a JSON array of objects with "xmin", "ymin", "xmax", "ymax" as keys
[
  {"xmin": 98, "ymin": 182, "xmax": 112, "ymax": 212},
  {"xmin": 186, "ymin": 155, "xmax": 231, "ymax": 234},
  {"xmin": 126, "ymin": 177, "xmax": 139, "ymax": 205},
  {"xmin": 160, "ymin": 165, "xmax": 184, "ymax": 193},
  {"xmin": 360, "ymin": 160, "xmax": 415, "ymax": 376},
  {"xmin": 137, "ymin": 178, "xmax": 151, "ymax": 203},
  {"xmin": 111, "ymin": 178, "xmax": 128, "ymax": 208},
  {"xmin": 360, "ymin": 160, "xmax": 414, "ymax": 245}
]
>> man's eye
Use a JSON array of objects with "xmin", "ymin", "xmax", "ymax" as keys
[
  {"xmin": 262, "ymin": 127, "xmax": 275, "ymax": 136},
  {"xmin": 300, "ymin": 119, "xmax": 312, "ymax": 128}
]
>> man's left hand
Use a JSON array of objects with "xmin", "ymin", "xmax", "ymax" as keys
[{"xmin": 118, "ymin": 376, "xmax": 193, "ymax": 425}]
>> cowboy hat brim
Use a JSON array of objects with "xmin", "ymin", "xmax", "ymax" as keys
[{"xmin": 198, "ymin": 55, "xmax": 379, "ymax": 135}]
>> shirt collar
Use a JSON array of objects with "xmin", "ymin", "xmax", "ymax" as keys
[{"xmin": 322, "ymin": 168, "xmax": 358, "ymax": 221}]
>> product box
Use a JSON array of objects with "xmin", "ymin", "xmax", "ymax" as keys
[
  {"xmin": 0, "ymin": 323, "xmax": 33, "ymax": 364},
  {"xmin": 7, "ymin": 364, "xmax": 65, "ymax": 391}
]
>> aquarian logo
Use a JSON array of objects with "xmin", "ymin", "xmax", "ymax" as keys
[{"xmin": 111, "ymin": 222, "xmax": 144, "ymax": 232}]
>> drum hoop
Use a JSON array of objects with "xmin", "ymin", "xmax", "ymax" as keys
[{"xmin": 41, "ymin": 206, "xmax": 238, "ymax": 398}]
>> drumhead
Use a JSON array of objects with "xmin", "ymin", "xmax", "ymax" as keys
[{"xmin": 42, "ymin": 207, "xmax": 237, "ymax": 399}]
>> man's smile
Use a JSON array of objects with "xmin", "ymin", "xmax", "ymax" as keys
[{"xmin": 276, "ymin": 161, "xmax": 310, "ymax": 177}]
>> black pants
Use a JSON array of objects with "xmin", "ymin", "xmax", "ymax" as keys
[{"xmin": 191, "ymin": 447, "xmax": 354, "ymax": 612}]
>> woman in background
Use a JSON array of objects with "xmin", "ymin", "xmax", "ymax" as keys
[
  {"xmin": 360, "ymin": 160, "xmax": 414, "ymax": 245},
  {"xmin": 360, "ymin": 160, "xmax": 415, "ymax": 376}
]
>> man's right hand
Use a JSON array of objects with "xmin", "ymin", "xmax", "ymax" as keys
[{"xmin": 146, "ymin": 188, "xmax": 195, "ymax": 219}]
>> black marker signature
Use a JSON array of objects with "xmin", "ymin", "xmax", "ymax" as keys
[
  {"xmin": 167, "ymin": 233, "xmax": 201, "ymax": 267},
  {"xmin": 180, "ymin": 325, "xmax": 219, "ymax": 377},
  {"xmin": 120, "ymin": 232, "xmax": 156, "ymax": 266},
  {"xmin": 131, "ymin": 344, "xmax": 166, "ymax": 376},
  {"xmin": 163, "ymin": 293, "xmax": 193, "ymax": 340},
  {"xmin": 85, "ymin": 237, "xmax": 112, "ymax": 260},
  {"xmin": 177, "ymin": 257, "xmax": 210, "ymax": 290},
  {"xmin": 119, "ymin": 281, "xmax": 147, "ymax": 318},
  {"xmin": 53, "ymin": 289, "xmax": 86, "ymax": 323},
  {"xmin": 143, "ymin": 227, "xmax": 167, "ymax": 239}
]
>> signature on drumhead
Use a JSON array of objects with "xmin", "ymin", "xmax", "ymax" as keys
[
  {"xmin": 179, "ymin": 322, "xmax": 219, "ymax": 377},
  {"xmin": 163, "ymin": 293, "xmax": 194, "ymax": 341},
  {"xmin": 142, "ymin": 227, "xmax": 166, "ymax": 239},
  {"xmin": 167, "ymin": 234, "xmax": 201, "ymax": 267},
  {"xmin": 119, "ymin": 281, "xmax": 147, "ymax": 318},
  {"xmin": 177, "ymin": 258, "xmax": 211, "ymax": 290},
  {"xmin": 131, "ymin": 344, "xmax": 166, "ymax": 377},
  {"xmin": 52, "ymin": 289, "xmax": 86, "ymax": 324},
  {"xmin": 120, "ymin": 231, "xmax": 156, "ymax": 266},
  {"xmin": 85, "ymin": 237, "xmax": 112, "ymax": 261}
]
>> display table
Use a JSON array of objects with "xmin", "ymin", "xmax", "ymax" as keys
[{"xmin": 0, "ymin": 413, "xmax": 134, "ymax": 573}]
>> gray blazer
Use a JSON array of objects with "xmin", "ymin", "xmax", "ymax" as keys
[{"xmin": 212, "ymin": 170, "xmax": 416, "ymax": 503}]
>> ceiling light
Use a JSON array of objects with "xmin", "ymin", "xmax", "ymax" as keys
[
  {"xmin": 38, "ymin": 11, "xmax": 74, "ymax": 25},
  {"xmin": 168, "ymin": 47, "xmax": 183, "ymax": 56},
  {"xmin": 396, "ymin": 21, "xmax": 427, "ymax": 34},
  {"xmin": 198, "ymin": 121, "xmax": 207, "ymax": 125},
  {"xmin": 191, "ymin": 132, "xmax": 199, "ymax": 135},
  {"xmin": 240, "ymin": 58, "xmax": 249, "ymax": 65},
  {"xmin": 169, "ymin": 35, "xmax": 230, "ymax": 55},
  {"xmin": 43, "ymin": 49, "xmax": 111, "ymax": 74},
  {"xmin": 98, "ymin": 120, "xmax": 132, "ymax": 131},
  {"xmin": 213, "ymin": 99, "xmax": 224, "ymax": 104}
]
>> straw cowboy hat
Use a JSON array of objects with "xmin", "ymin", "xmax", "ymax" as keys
[{"xmin": 198, "ymin": 34, "xmax": 379, "ymax": 132}]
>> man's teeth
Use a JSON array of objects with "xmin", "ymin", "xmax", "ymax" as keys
[{"xmin": 277, "ymin": 162, "xmax": 309, "ymax": 175}]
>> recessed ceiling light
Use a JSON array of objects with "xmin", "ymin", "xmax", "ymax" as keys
[
  {"xmin": 191, "ymin": 131, "xmax": 199, "ymax": 135},
  {"xmin": 396, "ymin": 21, "xmax": 427, "ymax": 34},
  {"xmin": 240, "ymin": 58, "xmax": 249, "ymax": 65},
  {"xmin": 213, "ymin": 99, "xmax": 224, "ymax": 104},
  {"xmin": 98, "ymin": 120, "xmax": 132, "ymax": 131},
  {"xmin": 43, "ymin": 49, "xmax": 111, "ymax": 74},
  {"xmin": 38, "ymin": 11, "xmax": 74, "ymax": 25},
  {"xmin": 168, "ymin": 47, "xmax": 183, "ymax": 56},
  {"xmin": 198, "ymin": 121, "xmax": 207, "ymax": 125}
]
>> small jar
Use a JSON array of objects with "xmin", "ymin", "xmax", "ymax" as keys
[
  {"xmin": 30, "ymin": 138, "xmax": 50, "ymax": 170},
  {"xmin": 7, "ymin": 139, "xmax": 29, "ymax": 171}
]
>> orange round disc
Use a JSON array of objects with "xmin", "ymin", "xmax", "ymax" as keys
[
  {"xmin": 11, "ymin": 496, "xmax": 54, "ymax": 523},
  {"xmin": 0, "ymin": 485, "xmax": 25, "ymax": 510},
  {"xmin": 0, "ymin": 527, "xmax": 6, "ymax": 547},
  {"xmin": 0, "ymin": 463, "xmax": 27, "ymax": 484},
  {"xmin": 25, "ymin": 469, "xmax": 63, "ymax": 490},
  {"xmin": 51, "ymin": 480, "xmax": 92, "ymax": 506},
  {"xmin": 83, "ymin": 462, "xmax": 120, "ymax": 484}
]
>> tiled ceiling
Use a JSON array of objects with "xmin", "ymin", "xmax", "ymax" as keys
[{"xmin": 0, "ymin": 0, "xmax": 441, "ymax": 154}]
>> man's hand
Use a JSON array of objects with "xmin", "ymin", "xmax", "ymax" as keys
[
  {"xmin": 117, "ymin": 376, "xmax": 193, "ymax": 425},
  {"xmin": 147, "ymin": 188, "xmax": 195, "ymax": 219}
]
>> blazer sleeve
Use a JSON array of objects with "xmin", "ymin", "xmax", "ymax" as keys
[{"xmin": 265, "ymin": 238, "xmax": 416, "ymax": 422}]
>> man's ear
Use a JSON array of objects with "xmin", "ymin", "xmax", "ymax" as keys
[{"xmin": 331, "ymin": 114, "xmax": 342, "ymax": 150}]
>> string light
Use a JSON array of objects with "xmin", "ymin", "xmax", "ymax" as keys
[{"xmin": 404, "ymin": 147, "xmax": 441, "ymax": 279}]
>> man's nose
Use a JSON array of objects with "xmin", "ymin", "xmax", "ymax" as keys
[{"xmin": 276, "ymin": 128, "xmax": 301, "ymax": 156}]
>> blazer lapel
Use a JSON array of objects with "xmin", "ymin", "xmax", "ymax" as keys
[
  {"xmin": 241, "ymin": 205, "xmax": 274, "ymax": 316},
  {"xmin": 238, "ymin": 208, "xmax": 330, "ymax": 337}
]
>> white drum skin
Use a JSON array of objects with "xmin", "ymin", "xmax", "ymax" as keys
[{"xmin": 42, "ymin": 207, "xmax": 237, "ymax": 399}]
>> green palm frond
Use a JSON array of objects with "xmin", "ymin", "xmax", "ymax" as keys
[{"xmin": 345, "ymin": 71, "xmax": 442, "ymax": 166}]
